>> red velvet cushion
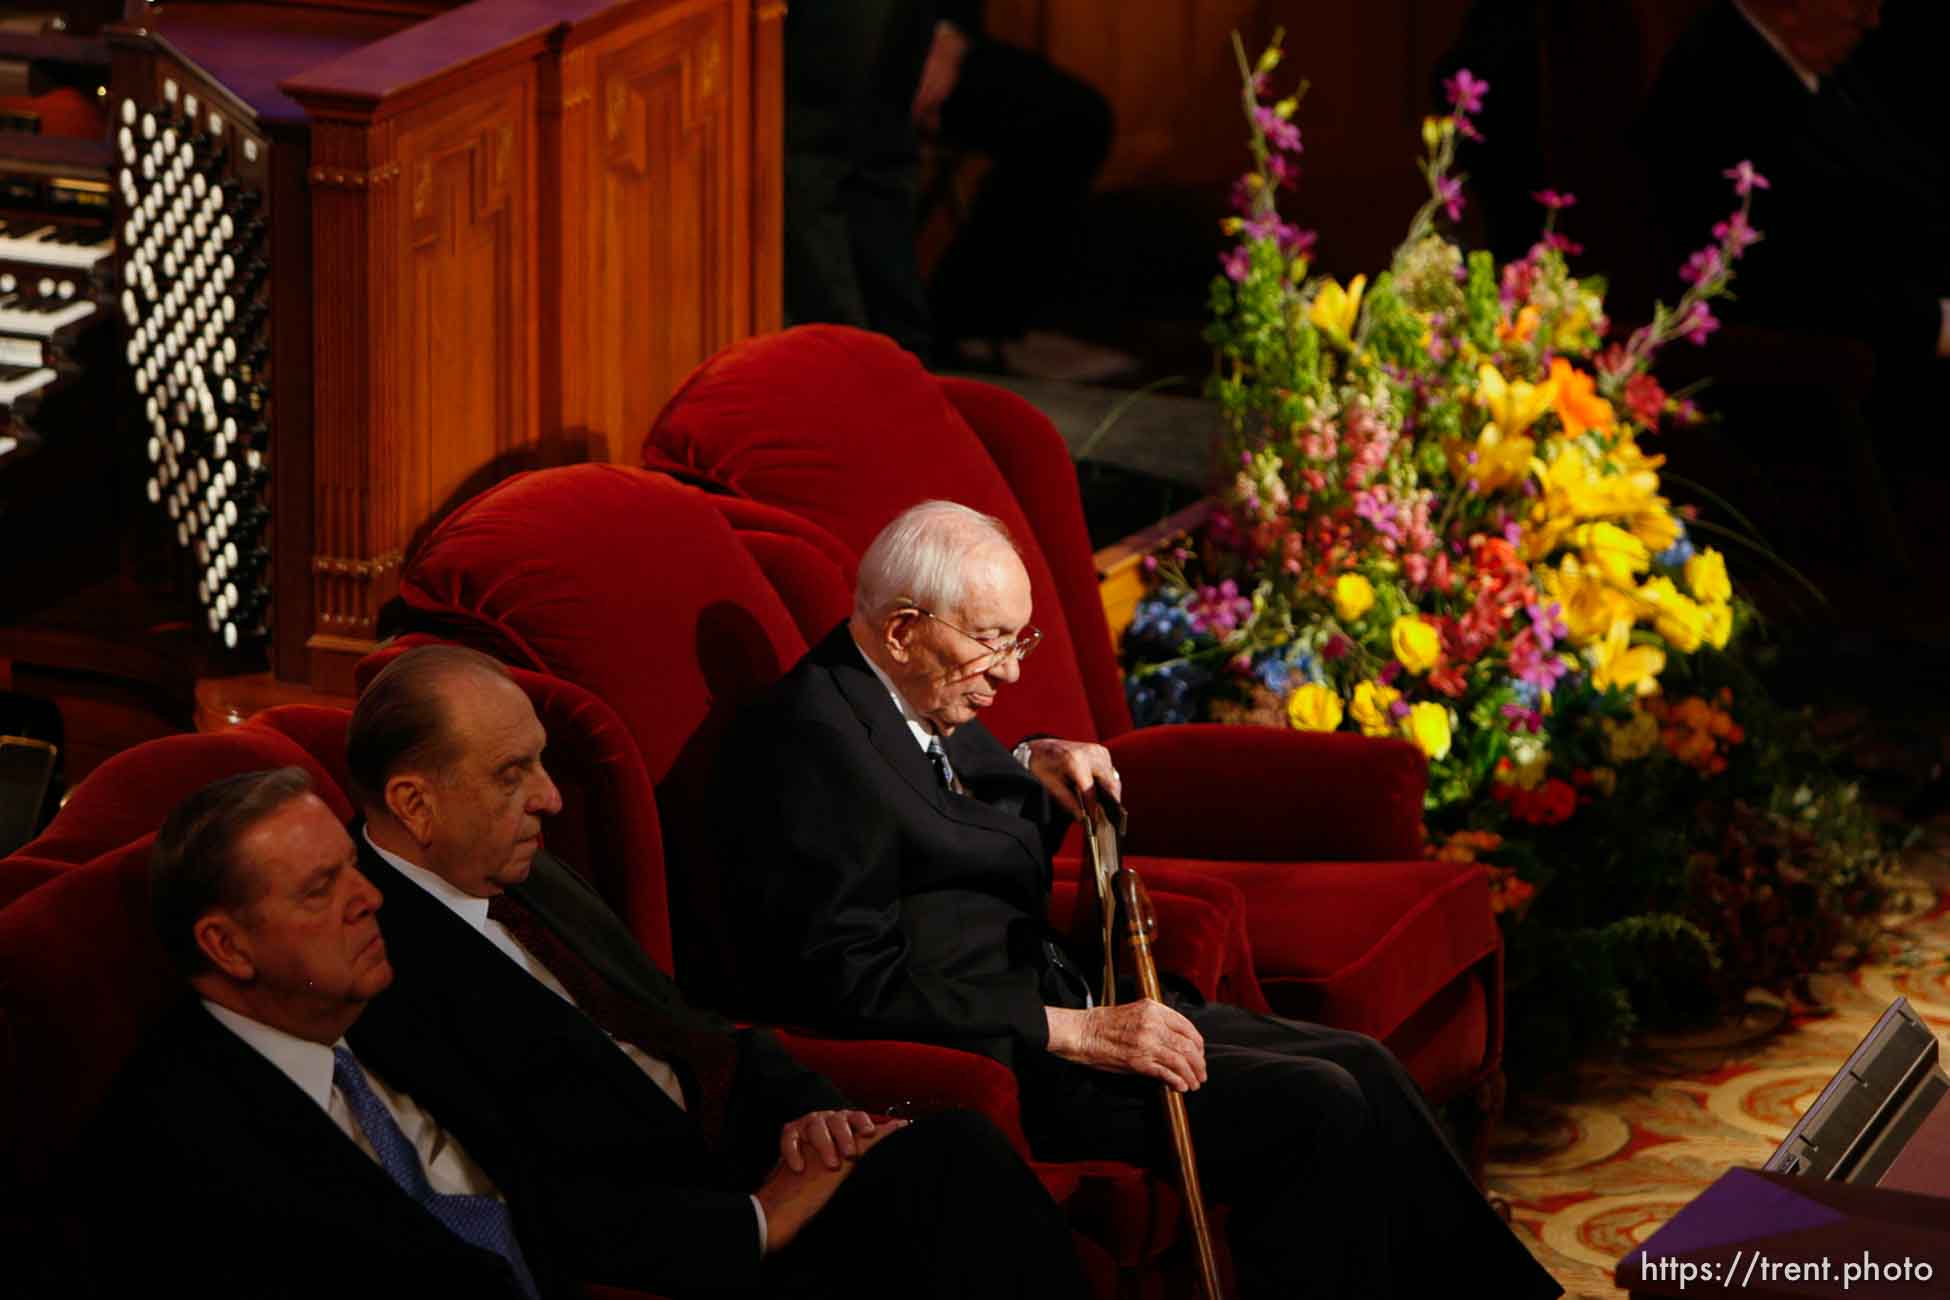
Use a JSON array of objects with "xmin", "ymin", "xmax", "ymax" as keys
[
  {"xmin": 773, "ymin": 1030, "xmax": 1027, "ymax": 1156},
  {"xmin": 1380, "ymin": 960, "xmax": 1494, "ymax": 1105},
  {"xmin": 645, "ymin": 324, "xmax": 1098, "ymax": 749},
  {"xmin": 396, "ymin": 464, "xmax": 808, "ymax": 792},
  {"xmin": 1108, "ymin": 726, "xmax": 1429, "ymax": 863},
  {"xmin": 15, "ymin": 727, "xmax": 352, "ymax": 869},
  {"xmin": 1188, "ymin": 858, "xmax": 1498, "ymax": 1044},
  {"xmin": 244, "ymin": 705, "xmax": 355, "ymax": 800},
  {"xmin": 708, "ymin": 496, "xmax": 857, "ymax": 645},
  {"xmin": 0, "ymin": 836, "xmax": 178, "ymax": 1188},
  {"xmin": 0, "ymin": 855, "xmax": 62, "ymax": 910}
]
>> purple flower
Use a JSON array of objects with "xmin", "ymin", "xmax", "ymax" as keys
[
  {"xmin": 1502, "ymin": 520, "xmax": 1522, "ymax": 545},
  {"xmin": 1525, "ymin": 600, "xmax": 1568, "ymax": 651},
  {"xmin": 1500, "ymin": 701, "xmax": 1544, "ymax": 734},
  {"xmin": 1679, "ymin": 246, "xmax": 1725, "ymax": 285},
  {"xmin": 1387, "ymin": 698, "xmax": 1413, "ymax": 722},
  {"xmin": 1253, "ymin": 106, "xmax": 1302, "ymax": 154},
  {"xmin": 1221, "ymin": 246, "xmax": 1252, "ymax": 283},
  {"xmin": 1265, "ymin": 152, "xmax": 1299, "ymax": 190},
  {"xmin": 1543, "ymin": 231, "xmax": 1584, "ymax": 256},
  {"xmin": 1532, "ymin": 189, "xmax": 1576, "ymax": 210},
  {"xmin": 1724, "ymin": 160, "xmax": 1770, "ymax": 195},
  {"xmin": 1680, "ymin": 300, "xmax": 1719, "ymax": 346},
  {"xmin": 1444, "ymin": 68, "xmax": 1489, "ymax": 117},
  {"xmin": 1435, "ymin": 176, "xmax": 1465, "ymax": 222}
]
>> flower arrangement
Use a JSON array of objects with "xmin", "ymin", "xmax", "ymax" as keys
[{"xmin": 1123, "ymin": 31, "xmax": 1896, "ymax": 1084}]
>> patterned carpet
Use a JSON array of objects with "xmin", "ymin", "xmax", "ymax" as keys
[{"xmin": 1485, "ymin": 824, "xmax": 1950, "ymax": 1297}]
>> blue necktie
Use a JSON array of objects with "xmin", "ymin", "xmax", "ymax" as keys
[
  {"xmin": 927, "ymin": 736, "xmax": 959, "ymax": 794},
  {"xmin": 331, "ymin": 1046, "xmax": 541, "ymax": 1300}
]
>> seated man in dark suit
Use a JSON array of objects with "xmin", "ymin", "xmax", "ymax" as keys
[
  {"xmin": 345, "ymin": 643, "xmax": 1085, "ymax": 1299},
  {"xmin": 713, "ymin": 500, "xmax": 1562, "ymax": 1300},
  {"xmin": 90, "ymin": 766, "xmax": 569, "ymax": 1298}
]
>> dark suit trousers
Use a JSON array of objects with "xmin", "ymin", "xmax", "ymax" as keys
[
  {"xmin": 765, "ymin": 1109, "xmax": 1088, "ymax": 1300},
  {"xmin": 1018, "ymin": 1003, "xmax": 1557, "ymax": 1300}
]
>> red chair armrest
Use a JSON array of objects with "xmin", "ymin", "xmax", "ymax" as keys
[
  {"xmin": 771, "ymin": 1030, "xmax": 1029, "ymax": 1156},
  {"xmin": 1049, "ymin": 865, "xmax": 1268, "ymax": 1013},
  {"xmin": 1107, "ymin": 725, "xmax": 1427, "ymax": 862}
]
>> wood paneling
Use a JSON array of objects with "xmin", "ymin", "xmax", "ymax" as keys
[{"xmin": 272, "ymin": 0, "xmax": 777, "ymax": 689}]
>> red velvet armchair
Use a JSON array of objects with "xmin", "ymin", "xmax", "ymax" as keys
[{"xmin": 638, "ymin": 325, "xmax": 1504, "ymax": 1131}]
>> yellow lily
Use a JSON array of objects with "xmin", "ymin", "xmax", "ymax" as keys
[
  {"xmin": 1477, "ymin": 364, "xmax": 1558, "ymax": 438},
  {"xmin": 1449, "ymin": 425, "xmax": 1535, "ymax": 495},
  {"xmin": 1537, "ymin": 555, "xmax": 1638, "ymax": 646},
  {"xmin": 1589, "ymin": 618, "xmax": 1666, "ymax": 696},
  {"xmin": 1635, "ymin": 576, "xmax": 1708, "ymax": 654},
  {"xmin": 1310, "ymin": 275, "xmax": 1367, "ymax": 344},
  {"xmin": 1570, "ymin": 521, "xmax": 1650, "ymax": 588}
]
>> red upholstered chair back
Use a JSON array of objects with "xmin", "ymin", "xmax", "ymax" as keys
[
  {"xmin": 354, "ymin": 642, "xmax": 679, "ymax": 975},
  {"xmin": 13, "ymin": 722, "xmax": 354, "ymax": 868},
  {"xmin": 644, "ymin": 325, "xmax": 1131, "ymax": 748},
  {"xmin": 390, "ymin": 465, "xmax": 842, "ymax": 998}
]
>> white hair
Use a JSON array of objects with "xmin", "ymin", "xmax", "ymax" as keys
[{"xmin": 853, "ymin": 500, "xmax": 1019, "ymax": 621}]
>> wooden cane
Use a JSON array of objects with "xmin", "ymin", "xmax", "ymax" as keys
[{"xmin": 1083, "ymin": 798, "xmax": 1225, "ymax": 1300}]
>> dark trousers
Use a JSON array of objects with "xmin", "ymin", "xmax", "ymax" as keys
[
  {"xmin": 931, "ymin": 40, "xmax": 1113, "ymax": 345},
  {"xmin": 782, "ymin": 0, "xmax": 935, "ymax": 358},
  {"xmin": 1019, "ymin": 1004, "xmax": 1560, "ymax": 1300},
  {"xmin": 766, "ymin": 1108, "xmax": 1089, "ymax": 1299}
]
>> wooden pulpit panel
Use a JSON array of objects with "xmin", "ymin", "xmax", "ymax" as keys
[
  {"xmin": 397, "ymin": 86, "xmax": 539, "ymax": 545},
  {"xmin": 565, "ymin": 0, "xmax": 742, "ymax": 464}
]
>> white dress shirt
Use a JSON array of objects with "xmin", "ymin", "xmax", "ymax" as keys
[
  {"xmin": 364, "ymin": 829, "xmax": 768, "ymax": 1251},
  {"xmin": 202, "ymin": 998, "xmax": 503, "ymax": 1199}
]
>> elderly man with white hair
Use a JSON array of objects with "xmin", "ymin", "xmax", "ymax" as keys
[{"xmin": 714, "ymin": 500, "xmax": 1561, "ymax": 1299}]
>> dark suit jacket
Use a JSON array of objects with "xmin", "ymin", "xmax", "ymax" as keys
[
  {"xmin": 86, "ymin": 997, "xmax": 572, "ymax": 1300},
  {"xmin": 1642, "ymin": 0, "xmax": 1950, "ymax": 361},
  {"xmin": 353, "ymin": 836, "xmax": 847, "ymax": 1295},
  {"xmin": 715, "ymin": 623, "xmax": 1081, "ymax": 1070}
]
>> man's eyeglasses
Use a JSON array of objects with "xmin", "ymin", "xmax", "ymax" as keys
[{"xmin": 911, "ymin": 607, "xmax": 1043, "ymax": 664}]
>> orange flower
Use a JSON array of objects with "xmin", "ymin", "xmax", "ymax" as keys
[
  {"xmin": 1497, "ymin": 304, "xmax": 1541, "ymax": 345},
  {"xmin": 1548, "ymin": 357, "xmax": 1614, "ymax": 440}
]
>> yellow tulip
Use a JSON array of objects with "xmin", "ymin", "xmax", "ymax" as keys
[
  {"xmin": 1686, "ymin": 548, "xmax": 1732, "ymax": 605},
  {"xmin": 1702, "ymin": 601, "xmax": 1733, "ymax": 650},
  {"xmin": 1571, "ymin": 521, "xmax": 1650, "ymax": 588},
  {"xmin": 1349, "ymin": 680, "xmax": 1402, "ymax": 737},
  {"xmin": 1590, "ymin": 619, "xmax": 1666, "ymax": 696},
  {"xmin": 1286, "ymin": 682, "xmax": 1345, "ymax": 733},
  {"xmin": 1333, "ymin": 573, "xmax": 1376, "ymax": 622},
  {"xmin": 1391, "ymin": 615, "xmax": 1442, "ymax": 673},
  {"xmin": 1310, "ymin": 275, "xmax": 1367, "ymax": 344},
  {"xmin": 1404, "ymin": 702, "xmax": 1453, "ymax": 760},
  {"xmin": 1477, "ymin": 364, "xmax": 1559, "ymax": 438}
]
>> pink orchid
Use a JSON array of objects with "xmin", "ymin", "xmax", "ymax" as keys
[
  {"xmin": 1220, "ymin": 246, "xmax": 1252, "ymax": 283},
  {"xmin": 1543, "ymin": 231, "xmax": 1584, "ymax": 256},
  {"xmin": 1679, "ymin": 246, "xmax": 1725, "ymax": 285},
  {"xmin": 1435, "ymin": 175, "xmax": 1465, "ymax": 221},
  {"xmin": 1253, "ymin": 106, "xmax": 1302, "ymax": 154},
  {"xmin": 1444, "ymin": 68, "xmax": 1489, "ymax": 117},
  {"xmin": 1531, "ymin": 189, "xmax": 1576, "ymax": 210},
  {"xmin": 1712, "ymin": 211, "xmax": 1760, "ymax": 256},
  {"xmin": 1723, "ymin": 160, "xmax": 1770, "ymax": 195},
  {"xmin": 1680, "ymin": 300, "xmax": 1719, "ymax": 346}
]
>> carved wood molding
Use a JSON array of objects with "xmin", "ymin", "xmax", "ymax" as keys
[{"xmin": 309, "ymin": 162, "xmax": 403, "ymax": 190}]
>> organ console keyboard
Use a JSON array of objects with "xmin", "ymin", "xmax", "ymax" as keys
[{"xmin": 1, "ymin": 0, "xmax": 783, "ymax": 706}]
